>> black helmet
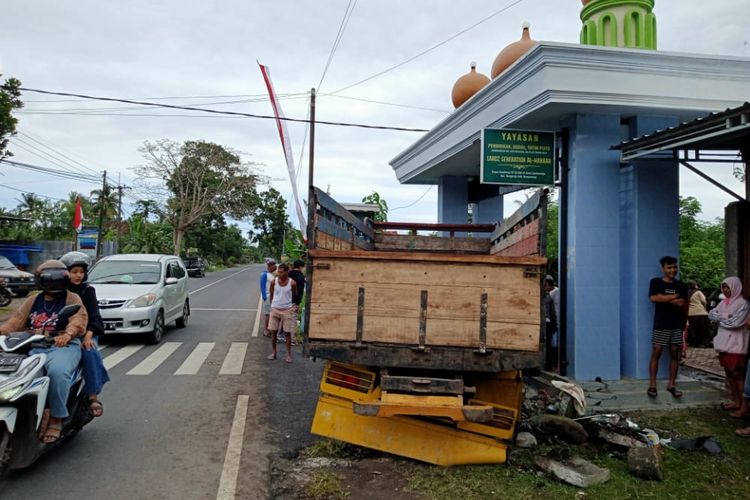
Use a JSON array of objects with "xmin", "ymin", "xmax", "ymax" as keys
[
  {"xmin": 60, "ymin": 251, "xmax": 92, "ymax": 272},
  {"xmin": 35, "ymin": 260, "xmax": 70, "ymax": 295}
]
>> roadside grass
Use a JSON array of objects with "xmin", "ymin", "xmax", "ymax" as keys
[
  {"xmin": 305, "ymin": 470, "xmax": 350, "ymax": 500},
  {"xmin": 304, "ymin": 439, "xmax": 351, "ymax": 459},
  {"xmin": 403, "ymin": 407, "xmax": 750, "ymax": 500}
]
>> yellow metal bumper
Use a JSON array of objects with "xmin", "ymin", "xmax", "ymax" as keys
[
  {"xmin": 353, "ymin": 393, "xmax": 495, "ymax": 422},
  {"xmin": 312, "ymin": 393, "xmax": 508, "ymax": 466}
]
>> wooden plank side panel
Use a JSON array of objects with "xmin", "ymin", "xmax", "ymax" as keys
[
  {"xmin": 311, "ymin": 257, "xmax": 542, "ymax": 290},
  {"xmin": 307, "ymin": 256, "xmax": 542, "ymax": 351},
  {"xmin": 309, "ymin": 249, "xmax": 546, "ymax": 266},
  {"xmin": 310, "ymin": 280, "xmax": 540, "ymax": 324},
  {"xmin": 375, "ymin": 234, "xmax": 491, "ymax": 254},
  {"xmin": 308, "ymin": 313, "xmax": 539, "ymax": 351}
]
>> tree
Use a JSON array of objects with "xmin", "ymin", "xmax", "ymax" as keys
[
  {"xmin": 0, "ymin": 76, "xmax": 22, "ymax": 161},
  {"xmin": 90, "ymin": 184, "xmax": 119, "ymax": 221},
  {"xmin": 679, "ymin": 196, "xmax": 725, "ymax": 292},
  {"xmin": 362, "ymin": 191, "xmax": 388, "ymax": 222},
  {"xmin": 135, "ymin": 139, "xmax": 259, "ymax": 255},
  {"xmin": 250, "ymin": 188, "xmax": 291, "ymax": 259}
]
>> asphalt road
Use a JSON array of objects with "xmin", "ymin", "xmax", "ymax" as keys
[{"xmin": 0, "ymin": 264, "xmax": 322, "ymax": 500}]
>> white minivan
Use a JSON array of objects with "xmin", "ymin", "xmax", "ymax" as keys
[{"xmin": 88, "ymin": 254, "xmax": 190, "ymax": 344}]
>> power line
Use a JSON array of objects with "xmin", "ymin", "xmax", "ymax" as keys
[
  {"xmin": 320, "ymin": 93, "xmax": 450, "ymax": 113},
  {"xmin": 22, "ymin": 92, "xmax": 309, "ymax": 103},
  {"xmin": 19, "ymin": 88, "xmax": 429, "ymax": 132},
  {"xmin": 18, "ymin": 131, "xmax": 101, "ymax": 176},
  {"xmin": 0, "ymin": 183, "xmax": 66, "ymax": 202},
  {"xmin": 317, "ymin": 0, "xmax": 358, "ymax": 91},
  {"xmin": 330, "ymin": 0, "xmax": 528, "ymax": 94},
  {"xmin": 0, "ymin": 159, "xmax": 101, "ymax": 183},
  {"xmin": 390, "ymin": 186, "xmax": 434, "ymax": 211},
  {"xmin": 6, "ymin": 142, "xmax": 102, "ymax": 182}
]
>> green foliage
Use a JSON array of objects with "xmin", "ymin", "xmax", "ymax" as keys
[
  {"xmin": 249, "ymin": 187, "xmax": 292, "ymax": 259},
  {"xmin": 0, "ymin": 75, "xmax": 22, "ymax": 161},
  {"xmin": 305, "ymin": 471, "xmax": 350, "ymax": 500},
  {"xmin": 679, "ymin": 196, "xmax": 725, "ymax": 291},
  {"xmin": 121, "ymin": 216, "xmax": 173, "ymax": 254},
  {"xmin": 361, "ymin": 191, "xmax": 388, "ymax": 223},
  {"xmin": 182, "ymin": 213, "xmax": 250, "ymax": 266},
  {"xmin": 283, "ymin": 228, "xmax": 306, "ymax": 261}
]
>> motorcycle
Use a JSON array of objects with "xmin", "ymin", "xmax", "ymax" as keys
[
  {"xmin": 0, "ymin": 304, "xmax": 94, "ymax": 474},
  {"xmin": 0, "ymin": 279, "xmax": 12, "ymax": 308}
]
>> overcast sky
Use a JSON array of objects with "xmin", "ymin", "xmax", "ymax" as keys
[{"xmin": 2, "ymin": 0, "xmax": 749, "ymax": 234}]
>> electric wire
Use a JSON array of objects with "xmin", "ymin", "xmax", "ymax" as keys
[
  {"xmin": 389, "ymin": 185, "xmax": 434, "ymax": 212},
  {"xmin": 317, "ymin": 0, "xmax": 358, "ymax": 91},
  {"xmin": 329, "ymin": 0, "xmax": 527, "ymax": 95},
  {"xmin": 14, "ymin": 134, "xmax": 100, "ymax": 177},
  {"xmin": 0, "ymin": 183, "xmax": 66, "ymax": 202},
  {"xmin": 0, "ymin": 159, "xmax": 101, "ymax": 183},
  {"xmin": 6, "ymin": 142, "xmax": 102, "ymax": 181},
  {"xmin": 18, "ymin": 131, "xmax": 101, "ymax": 176},
  {"xmin": 320, "ymin": 93, "xmax": 450, "ymax": 114},
  {"xmin": 22, "ymin": 92, "xmax": 309, "ymax": 103},
  {"xmin": 19, "ymin": 88, "xmax": 430, "ymax": 132}
]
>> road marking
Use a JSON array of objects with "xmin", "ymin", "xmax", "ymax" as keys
[
  {"xmin": 126, "ymin": 342, "xmax": 182, "ymax": 375},
  {"xmin": 103, "ymin": 344, "xmax": 144, "ymax": 370},
  {"xmin": 174, "ymin": 342, "xmax": 215, "ymax": 375},
  {"xmin": 191, "ymin": 308, "xmax": 257, "ymax": 312},
  {"xmin": 252, "ymin": 295, "xmax": 263, "ymax": 338},
  {"xmin": 219, "ymin": 342, "xmax": 247, "ymax": 375},
  {"xmin": 216, "ymin": 395, "xmax": 249, "ymax": 500},
  {"xmin": 190, "ymin": 268, "xmax": 251, "ymax": 296}
]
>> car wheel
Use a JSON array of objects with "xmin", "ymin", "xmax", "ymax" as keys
[
  {"xmin": 147, "ymin": 311, "xmax": 165, "ymax": 344},
  {"xmin": 176, "ymin": 301, "xmax": 189, "ymax": 328}
]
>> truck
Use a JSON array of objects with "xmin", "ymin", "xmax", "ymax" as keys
[{"xmin": 302, "ymin": 187, "xmax": 548, "ymax": 466}]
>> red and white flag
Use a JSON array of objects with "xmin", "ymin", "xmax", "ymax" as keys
[
  {"xmin": 73, "ymin": 197, "xmax": 83, "ymax": 233},
  {"xmin": 258, "ymin": 62, "xmax": 307, "ymax": 231}
]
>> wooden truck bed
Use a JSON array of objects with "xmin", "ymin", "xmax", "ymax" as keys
[{"xmin": 303, "ymin": 188, "xmax": 547, "ymax": 372}]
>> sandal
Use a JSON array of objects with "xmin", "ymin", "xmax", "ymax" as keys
[
  {"xmin": 721, "ymin": 402, "xmax": 741, "ymax": 411},
  {"xmin": 41, "ymin": 422, "xmax": 62, "ymax": 444},
  {"xmin": 646, "ymin": 387, "xmax": 657, "ymax": 398},
  {"xmin": 89, "ymin": 399, "xmax": 104, "ymax": 417},
  {"xmin": 735, "ymin": 427, "xmax": 750, "ymax": 437},
  {"xmin": 284, "ymin": 356, "xmax": 293, "ymax": 363},
  {"xmin": 266, "ymin": 353, "xmax": 276, "ymax": 360},
  {"xmin": 666, "ymin": 386, "xmax": 683, "ymax": 398}
]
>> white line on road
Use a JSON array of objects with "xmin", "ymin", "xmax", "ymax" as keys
[
  {"xmin": 190, "ymin": 268, "xmax": 251, "ymax": 296},
  {"xmin": 216, "ymin": 395, "xmax": 249, "ymax": 500},
  {"xmin": 219, "ymin": 342, "xmax": 248, "ymax": 375},
  {"xmin": 251, "ymin": 295, "xmax": 263, "ymax": 338},
  {"xmin": 191, "ymin": 308, "xmax": 257, "ymax": 312},
  {"xmin": 126, "ymin": 342, "xmax": 182, "ymax": 375},
  {"xmin": 174, "ymin": 342, "xmax": 215, "ymax": 375},
  {"xmin": 103, "ymin": 344, "xmax": 144, "ymax": 370}
]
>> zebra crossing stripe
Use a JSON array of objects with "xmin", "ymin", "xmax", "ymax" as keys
[
  {"xmin": 175, "ymin": 342, "xmax": 216, "ymax": 375},
  {"xmin": 103, "ymin": 344, "xmax": 144, "ymax": 370},
  {"xmin": 219, "ymin": 342, "xmax": 247, "ymax": 375},
  {"xmin": 127, "ymin": 342, "xmax": 182, "ymax": 375}
]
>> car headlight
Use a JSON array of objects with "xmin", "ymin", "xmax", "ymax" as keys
[{"xmin": 127, "ymin": 293, "xmax": 158, "ymax": 308}]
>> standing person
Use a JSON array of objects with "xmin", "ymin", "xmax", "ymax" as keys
[
  {"xmin": 0, "ymin": 260, "xmax": 87, "ymax": 443},
  {"xmin": 687, "ymin": 281, "xmax": 710, "ymax": 347},
  {"xmin": 259, "ymin": 258, "xmax": 277, "ymax": 337},
  {"xmin": 709, "ymin": 277, "xmax": 750, "ymax": 417},
  {"xmin": 61, "ymin": 251, "xmax": 109, "ymax": 417},
  {"xmin": 543, "ymin": 276, "xmax": 558, "ymax": 371},
  {"xmin": 647, "ymin": 256, "xmax": 689, "ymax": 398},
  {"xmin": 288, "ymin": 259, "xmax": 306, "ymax": 344},
  {"xmin": 266, "ymin": 263, "xmax": 297, "ymax": 363}
]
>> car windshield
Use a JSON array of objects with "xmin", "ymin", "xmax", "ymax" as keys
[
  {"xmin": 0, "ymin": 257, "xmax": 16, "ymax": 270},
  {"xmin": 184, "ymin": 258, "xmax": 200, "ymax": 266},
  {"xmin": 88, "ymin": 261, "xmax": 162, "ymax": 284}
]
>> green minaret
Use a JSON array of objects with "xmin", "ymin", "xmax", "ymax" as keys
[{"xmin": 580, "ymin": 0, "xmax": 657, "ymax": 50}]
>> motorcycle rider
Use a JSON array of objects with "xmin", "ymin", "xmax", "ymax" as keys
[
  {"xmin": 61, "ymin": 251, "xmax": 109, "ymax": 417},
  {"xmin": 0, "ymin": 260, "xmax": 88, "ymax": 443}
]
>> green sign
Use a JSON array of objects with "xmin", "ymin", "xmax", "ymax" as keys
[{"xmin": 481, "ymin": 129, "xmax": 555, "ymax": 185}]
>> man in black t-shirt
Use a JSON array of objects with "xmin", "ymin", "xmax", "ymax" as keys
[
  {"xmin": 647, "ymin": 256, "xmax": 689, "ymax": 399},
  {"xmin": 288, "ymin": 260, "xmax": 306, "ymax": 344}
]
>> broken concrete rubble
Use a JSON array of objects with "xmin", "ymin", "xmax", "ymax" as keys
[
  {"xmin": 527, "ymin": 415, "xmax": 589, "ymax": 444},
  {"xmin": 515, "ymin": 431, "xmax": 537, "ymax": 449},
  {"xmin": 627, "ymin": 446, "xmax": 664, "ymax": 481},
  {"xmin": 534, "ymin": 455, "xmax": 610, "ymax": 488}
]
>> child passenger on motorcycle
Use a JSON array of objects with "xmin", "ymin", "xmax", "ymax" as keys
[
  {"xmin": 0, "ymin": 260, "xmax": 88, "ymax": 443},
  {"xmin": 61, "ymin": 251, "xmax": 109, "ymax": 418}
]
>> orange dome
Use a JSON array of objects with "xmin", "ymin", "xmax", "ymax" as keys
[
  {"xmin": 451, "ymin": 62, "xmax": 490, "ymax": 109},
  {"xmin": 491, "ymin": 23, "xmax": 539, "ymax": 79}
]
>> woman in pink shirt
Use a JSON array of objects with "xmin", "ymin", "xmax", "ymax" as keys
[{"xmin": 709, "ymin": 277, "xmax": 750, "ymax": 417}]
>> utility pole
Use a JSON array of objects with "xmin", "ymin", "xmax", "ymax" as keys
[
  {"xmin": 116, "ymin": 181, "xmax": 130, "ymax": 253},
  {"xmin": 96, "ymin": 170, "xmax": 107, "ymax": 260},
  {"xmin": 306, "ymin": 88, "xmax": 316, "ymax": 245}
]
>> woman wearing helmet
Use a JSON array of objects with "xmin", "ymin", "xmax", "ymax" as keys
[
  {"xmin": 61, "ymin": 251, "xmax": 109, "ymax": 418},
  {"xmin": 0, "ymin": 260, "xmax": 88, "ymax": 443}
]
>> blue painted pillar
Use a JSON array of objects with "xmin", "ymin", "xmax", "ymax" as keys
[
  {"xmin": 438, "ymin": 175, "xmax": 468, "ymax": 225},
  {"xmin": 619, "ymin": 116, "xmax": 680, "ymax": 379},
  {"xmin": 474, "ymin": 193, "xmax": 504, "ymax": 226},
  {"xmin": 564, "ymin": 114, "xmax": 622, "ymax": 380}
]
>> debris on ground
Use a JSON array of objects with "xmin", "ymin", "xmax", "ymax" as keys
[
  {"xmin": 551, "ymin": 380, "xmax": 587, "ymax": 417},
  {"xmin": 578, "ymin": 413, "xmax": 649, "ymax": 449},
  {"xmin": 515, "ymin": 431, "xmax": 538, "ymax": 448},
  {"xmin": 627, "ymin": 446, "xmax": 664, "ymax": 481},
  {"xmin": 666, "ymin": 436, "xmax": 723, "ymax": 454},
  {"xmin": 534, "ymin": 454, "xmax": 611, "ymax": 488},
  {"xmin": 527, "ymin": 415, "xmax": 589, "ymax": 444}
]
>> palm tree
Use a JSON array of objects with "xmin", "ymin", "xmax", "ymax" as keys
[
  {"xmin": 16, "ymin": 192, "xmax": 44, "ymax": 217},
  {"xmin": 90, "ymin": 185, "xmax": 118, "ymax": 220}
]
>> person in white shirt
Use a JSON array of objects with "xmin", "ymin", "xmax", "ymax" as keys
[{"xmin": 266, "ymin": 263, "xmax": 297, "ymax": 363}]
